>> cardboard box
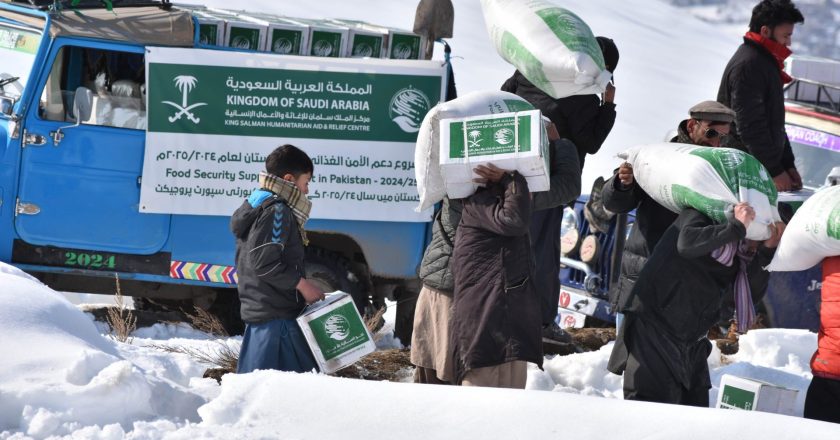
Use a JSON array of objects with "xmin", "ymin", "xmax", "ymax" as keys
[
  {"xmin": 256, "ymin": 15, "xmax": 310, "ymax": 55},
  {"xmin": 192, "ymin": 11, "xmax": 225, "ymax": 46},
  {"xmin": 204, "ymin": 9, "xmax": 267, "ymax": 51},
  {"xmin": 290, "ymin": 18, "xmax": 349, "ymax": 58},
  {"xmin": 439, "ymin": 109, "xmax": 550, "ymax": 199},
  {"xmin": 785, "ymin": 55, "xmax": 840, "ymax": 104},
  {"xmin": 296, "ymin": 292, "xmax": 375, "ymax": 374},
  {"xmin": 328, "ymin": 19, "xmax": 387, "ymax": 58},
  {"xmin": 716, "ymin": 374, "xmax": 799, "ymax": 416},
  {"xmin": 387, "ymin": 29, "xmax": 425, "ymax": 60}
]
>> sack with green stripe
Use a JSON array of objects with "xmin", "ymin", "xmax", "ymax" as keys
[
  {"xmin": 414, "ymin": 90, "xmax": 534, "ymax": 212},
  {"xmin": 619, "ymin": 143, "xmax": 781, "ymax": 240},
  {"xmin": 480, "ymin": 0, "xmax": 612, "ymax": 99},
  {"xmin": 767, "ymin": 185, "xmax": 840, "ymax": 272}
]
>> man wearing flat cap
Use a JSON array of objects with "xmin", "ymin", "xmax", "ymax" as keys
[
  {"xmin": 671, "ymin": 100, "xmax": 735, "ymax": 147},
  {"xmin": 601, "ymin": 100, "xmax": 736, "ymax": 336}
]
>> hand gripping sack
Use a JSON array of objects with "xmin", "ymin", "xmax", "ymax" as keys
[
  {"xmin": 619, "ymin": 143, "xmax": 781, "ymax": 240},
  {"xmin": 414, "ymin": 90, "xmax": 533, "ymax": 212},
  {"xmin": 480, "ymin": 0, "xmax": 612, "ymax": 99},
  {"xmin": 767, "ymin": 185, "xmax": 840, "ymax": 272}
]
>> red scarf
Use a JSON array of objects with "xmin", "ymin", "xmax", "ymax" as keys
[{"xmin": 745, "ymin": 31, "xmax": 793, "ymax": 84}]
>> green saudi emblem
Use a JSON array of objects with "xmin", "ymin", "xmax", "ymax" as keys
[
  {"xmin": 389, "ymin": 86, "xmax": 430, "ymax": 133},
  {"xmin": 161, "ymin": 75, "xmax": 207, "ymax": 124}
]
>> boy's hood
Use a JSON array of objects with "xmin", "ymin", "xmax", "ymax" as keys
[{"xmin": 230, "ymin": 190, "xmax": 274, "ymax": 239}]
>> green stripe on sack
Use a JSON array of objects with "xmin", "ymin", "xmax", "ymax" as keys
[
  {"xmin": 829, "ymin": 205, "xmax": 840, "ymax": 240},
  {"xmin": 503, "ymin": 99, "xmax": 535, "ymax": 112},
  {"xmin": 500, "ymin": 31, "xmax": 553, "ymax": 96},
  {"xmin": 671, "ymin": 184, "xmax": 730, "ymax": 223},
  {"xmin": 535, "ymin": 7, "xmax": 604, "ymax": 70},
  {"xmin": 689, "ymin": 147, "xmax": 778, "ymax": 205}
]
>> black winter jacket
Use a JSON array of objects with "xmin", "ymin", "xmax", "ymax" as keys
[
  {"xmin": 501, "ymin": 70, "xmax": 616, "ymax": 169},
  {"xmin": 608, "ymin": 209, "xmax": 772, "ymax": 387},
  {"xmin": 230, "ymin": 190, "xmax": 306, "ymax": 323},
  {"xmin": 450, "ymin": 172, "xmax": 542, "ymax": 381},
  {"xmin": 418, "ymin": 139, "xmax": 581, "ymax": 293},
  {"xmin": 601, "ymin": 130, "xmax": 689, "ymax": 312},
  {"xmin": 718, "ymin": 38, "xmax": 795, "ymax": 177}
]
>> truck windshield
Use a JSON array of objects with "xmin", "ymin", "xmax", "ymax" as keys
[
  {"xmin": 787, "ymin": 123, "xmax": 840, "ymax": 188},
  {"xmin": 0, "ymin": 23, "xmax": 41, "ymax": 99}
]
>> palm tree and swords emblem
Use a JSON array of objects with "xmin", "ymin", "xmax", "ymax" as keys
[{"xmin": 162, "ymin": 75, "xmax": 207, "ymax": 123}]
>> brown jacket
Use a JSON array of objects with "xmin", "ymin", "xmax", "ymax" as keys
[{"xmin": 450, "ymin": 172, "xmax": 543, "ymax": 382}]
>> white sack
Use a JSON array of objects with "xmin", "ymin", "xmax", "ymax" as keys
[
  {"xmin": 480, "ymin": 0, "xmax": 612, "ymax": 99},
  {"xmin": 620, "ymin": 143, "xmax": 781, "ymax": 240},
  {"xmin": 414, "ymin": 90, "xmax": 533, "ymax": 212},
  {"xmin": 766, "ymin": 185, "xmax": 840, "ymax": 272}
]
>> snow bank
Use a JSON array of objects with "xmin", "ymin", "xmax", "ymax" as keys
[{"xmin": 0, "ymin": 263, "xmax": 204, "ymax": 437}]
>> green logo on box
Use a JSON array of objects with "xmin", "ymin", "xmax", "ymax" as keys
[
  {"xmin": 311, "ymin": 31, "xmax": 342, "ymax": 57},
  {"xmin": 720, "ymin": 385, "xmax": 756, "ymax": 410},
  {"xmin": 228, "ymin": 27, "xmax": 261, "ymax": 50},
  {"xmin": 352, "ymin": 34, "xmax": 383, "ymax": 58},
  {"xmin": 448, "ymin": 115, "xmax": 533, "ymax": 159},
  {"xmin": 199, "ymin": 24, "xmax": 218, "ymax": 46},
  {"xmin": 307, "ymin": 302, "xmax": 370, "ymax": 361},
  {"xmin": 271, "ymin": 29, "xmax": 303, "ymax": 55}
]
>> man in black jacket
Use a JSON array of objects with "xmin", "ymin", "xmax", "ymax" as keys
[
  {"xmin": 607, "ymin": 205, "xmax": 783, "ymax": 406},
  {"xmin": 500, "ymin": 36, "xmax": 618, "ymax": 343},
  {"xmin": 603, "ymin": 101, "xmax": 736, "ymax": 318},
  {"xmin": 718, "ymin": 0, "xmax": 804, "ymax": 191}
]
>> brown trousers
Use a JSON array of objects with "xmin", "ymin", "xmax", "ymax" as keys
[{"xmin": 461, "ymin": 361, "xmax": 527, "ymax": 389}]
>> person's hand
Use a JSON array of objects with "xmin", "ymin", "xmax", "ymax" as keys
[
  {"xmin": 603, "ymin": 82, "xmax": 616, "ymax": 104},
  {"xmin": 546, "ymin": 122, "xmax": 560, "ymax": 142},
  {"xmin": 297, "ymin": 278, "xmax": 325, "ymax": 304},
  {"xmin": 617, "ymin": 162, "xmax": 634, "ymax": 187},
  {"xmin": 773, "ymin": 172, "xmax": 794, "ymax": 192},
  {"xmin": 763, "ymin": 221, "xmax": 786, "ymax": 249},
  {"xmin": 473, "ymin": 163, "xmax": 508, "ymax": 184},
  {"xmin": 733, "ymin": 202, "xmax": 755, "ymax": 229},
  {"xmin": 787, "ymin": 167, "xmax": 803, "ymax": 191}
]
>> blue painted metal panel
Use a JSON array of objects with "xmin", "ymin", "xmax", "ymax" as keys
[
  {"xmin": 15, "ymin": 37, "xmax": 171, "ymax": 254},
  {"xmin": 13, "ymin": 263, "xmax": 230, "ymax": 288}
]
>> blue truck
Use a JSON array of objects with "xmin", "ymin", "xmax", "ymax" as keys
[{"xmin": 0, "ymin": 0, "xmax": 450, "ymax": 338}]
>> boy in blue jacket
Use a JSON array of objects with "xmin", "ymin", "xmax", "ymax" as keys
[{"xmin": 230, "ymin": 144, "xmax": 325, "ymax": 374}]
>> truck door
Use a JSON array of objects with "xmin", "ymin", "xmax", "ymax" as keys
[{"xmin": 15, "ymin": 40, "xmax": 170, "ymax": 254}]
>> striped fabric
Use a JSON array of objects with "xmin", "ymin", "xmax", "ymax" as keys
[
  {"xmin": 259, "ymin": 171, "xmax": 311, "ymax": 245},
  {"xmin": 711, "ymin": 241, "xmax": 755, "ymax": 333},
  {"xmin": 170, "ymin": 261, "xmax": 238, "ymax": 284}
]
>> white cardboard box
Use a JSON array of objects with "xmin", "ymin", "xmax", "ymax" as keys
[
  {"xmin": 192, "ymin": 11, "xmax": 225, "ymax": 46},
  {"xmin": 439, "ymin": 109, "xmax": 550, "ymax": 199},
  {"xmin": 296, "ymin": 292, "xmax": 375, "ymax": 374},
  {"xmin": 785, "ymin": 55, "xmax": 840, "ymax": 104},
  {"xmin": 204, "ymin": 9, "xmax": 267, "ymax": 51},
  {"xmin": 716, "ymin": 374, "xmax": 799, "ymax": 416}
]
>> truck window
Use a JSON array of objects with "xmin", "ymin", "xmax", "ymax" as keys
[
  {"xmin": 0, "ymin": 24, "xmax": 41, "ymax": 100},
  {"xmin": 39, "ymin": 46, "xmax": 146, "ymax": 130}
]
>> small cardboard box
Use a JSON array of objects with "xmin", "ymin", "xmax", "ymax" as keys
[
  {"xmin": 296, "ymin": 292, "xmax": 375, "ymax": 374},
  {"xmin": 785, "ymin": 55, "xmax": 840, "ymax": 103},
  {"xmin": 192, "ymin": 11, "xmax": 225, "ymax": 46},
  {"xmin": 387, "ymin": 29, "xmax": 425, "ymax": 60},
  {"xmin": 291, "ymin": 18, "xmax": 349, "ymax": 58},
  {"xmin": 328, "ymin": 19, "xmax": 387, "ymax": 58},
  {"xmin": 439, "ymin": 109, "xmax": 550, "ymax": 199},
  {"xmin": 205, "ymin": 9, "xmax": 267, "ymax": 51},
  {"xmin": 260, "ymin": 15, "xmax": 310, "ymax": 55},
  {"xmin": 716, "ymin": 374, "xmax": 799, "ymax": 416}
]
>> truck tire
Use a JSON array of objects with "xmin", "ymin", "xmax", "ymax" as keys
[{"xmin": 305, "ymin": 247, "xmax": 370, "ymax": 315}]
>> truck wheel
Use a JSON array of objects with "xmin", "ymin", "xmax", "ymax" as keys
[{"xmin": 305, "ymin": 247, "xmax": 370, "ymax": 315}]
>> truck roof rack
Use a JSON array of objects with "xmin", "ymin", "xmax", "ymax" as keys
[
  {"xmin": 4, "ymin": 0, "xmax": 171, "ymax": 10},
  {"xmin": 784, "ymin": 78, "xmax": 840, "ymax": 117}
]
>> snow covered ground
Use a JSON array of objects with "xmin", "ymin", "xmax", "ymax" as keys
[{"xmin": 2, "ymin": 263, "xmax": 839, "ymax": 439}]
